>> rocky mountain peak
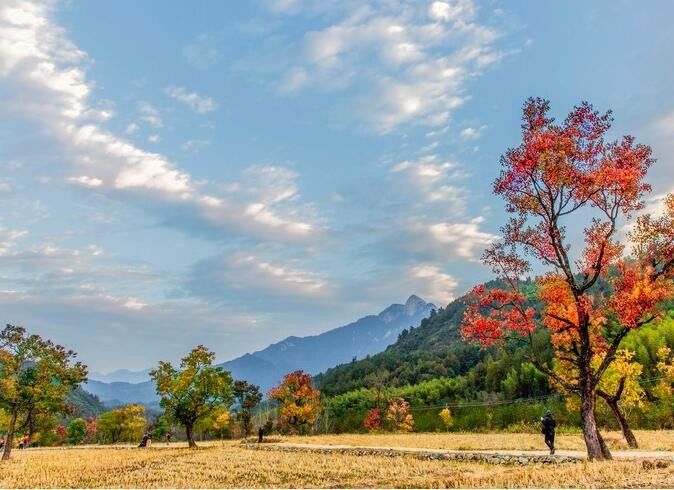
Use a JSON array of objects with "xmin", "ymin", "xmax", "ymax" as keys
[{"xmin": 404, "ymin": 294, "xmax": 433, "ymax": 315}]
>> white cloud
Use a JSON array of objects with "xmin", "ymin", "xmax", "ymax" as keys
[
  {"xmin": 181, "ymin": 139, "xmax": 211, "ymax": 152},
  {"xmin": 280, "ymin": 67, "xmax": 309, "ymax": 93},
  {"xmin": 0, "ymin": 0, "xmax": 320, "ymax": 243},
  {"xmin": 67, "ymin": 175, "xmax": 103, "ymax": 188},
  {"xmin": 164, "ymin": 85, "xmax": 217, "ymax": 114},
  {"xmin": 459, "ymin": 125, "xmax": 485, "ymax": 140},
  {"xmin": 138, "ymin": 101, "xmax": 162, "ymax": 127},
  {"xmin": 0, "ymin": 227, "xmax": 28, "ymax": 256},
  {"xmin": 408, "ymin": 264, "xmax": 458, "ymax": 305},
  {"xmin": 125, "ymin": 122, "xmax": 139, "ymax": 134},
  {"xmin": 188, "ymin": 251, "xmax": 329, "ymax": 301},
  {"xmin": 271, "ymin": 0, "xmax": 506, "ymax": 133},
  {"xmin": 428, "ymin": 1, "xmax": 475, "ymax": 23},
  {"xmin": 147, "ymin": 134, "xmax": 160, "ymax": 144},
  {"xmin": 392, "ymin": 154, "xmax": 456, "ymax": 177},
  {"xmin": 424, "ymin": 219, "xmax": 497, "ymax": 260}
]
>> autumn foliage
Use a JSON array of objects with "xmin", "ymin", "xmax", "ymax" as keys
[
  {"xmin": 460, "ymin": 98, "xmax": 674, "ymax": 460},
  {"xmin": 363, "ymin": 407, "xmax": 382, "ymax": 432},
  {"xmin": 269, "ymin": 370, "xmax": 322, "ymax": 434},
  {"xmin": 385, "ymin": 398, "xmax": 414, "ymax": 432}
]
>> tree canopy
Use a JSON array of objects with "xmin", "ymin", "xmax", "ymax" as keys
[
  {"xmin": 460, "ymin": 98, "xmax": 674, "ymax": 460},
  {"xmin": 151, "ymin": 345, "xmax": 233, "ymax": 448},
  {"xmin": 0, "ymin": 324, "xmax": 87, "ymax": 460}
]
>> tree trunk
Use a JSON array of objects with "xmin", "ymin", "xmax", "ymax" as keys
[
  {"xmin": 580, "ymin": 386, "xmax": 612, "ymax": 460},
  {"xmin": 185, "ymin": 423, "xmax": 197, "ymax": 449},
  {"xmin": 2, "ymin": 409, "xmax": 19, "ymax": 461},
  {"xmin": 606, "ymin": 399, "xmax": 638, "ymax": 448}
]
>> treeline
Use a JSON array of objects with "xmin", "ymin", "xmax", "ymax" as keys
[{"xmin": 318, "ymin": 314, "xmax": 674, "ymax": 433}]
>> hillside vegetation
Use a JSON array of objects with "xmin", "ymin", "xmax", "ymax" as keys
[{"xmin": 316, "ymin": 282, "xmax": 674, "ymax": 433}]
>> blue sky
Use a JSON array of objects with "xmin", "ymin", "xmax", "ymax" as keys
[{"xmin": 0, "ymin": 0, "xmax": 673, "ymax": 372}]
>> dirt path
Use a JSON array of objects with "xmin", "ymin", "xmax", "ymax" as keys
[{"xmin": 245, "ymin": 441, "xmax": 674, "ymax": 465}]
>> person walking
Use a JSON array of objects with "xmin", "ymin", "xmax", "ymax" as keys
[
  {"xmin": 257, "ymin": 426, "xmax": 264, "ymax": 444},
  {"xmin": 540, "ymin": 410, "xmax": 557, "ymax": 455}
]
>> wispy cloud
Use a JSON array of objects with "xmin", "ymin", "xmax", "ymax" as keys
[
  {"xmin": 268, "ymin": 0, "xmax": 508, "ymax": 133},
  {"xmin": 138, "ymin": 101, "xmax": 163, "ymax": 128},
  {"xmin": 183, "ymin": 33, "xmax": 223, "ymax": 69},
  {"xmin": 164, "ymin": 85, "xmax": 217, "ymax": 114}
]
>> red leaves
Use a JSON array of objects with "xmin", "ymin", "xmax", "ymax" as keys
[
  {"xmin": 577, "ymin": 219, "xmax": 623, "ymax": 276},
  {"xmin": 610, "ymin": 262, "xmax": 673, "ymax": 329},
  {"xmin": 268, "ymin": 369, "xmax": 322, "ymax": 433},
  {"xmin": 495, "ymin": 99, "xmax": 652, "ymax": 276},
  {"xmin": 630, "ymin": 194, "xmax": 674, "ymax": 274},
  {"xmin": 268, "ymin": 370, "xmax": 316, "ymax": 401},
  {"xmin": 460, "ymin": 286, "xmax": 536, "ymax": 347},
  {"xmin": 363, "ymin": 407, "xmax": 382, "ymax": 432}
]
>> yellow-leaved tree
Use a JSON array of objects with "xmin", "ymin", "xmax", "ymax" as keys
[{"xmin": 439, "ymin": 407, "xmax": 453, "ymax": 432}]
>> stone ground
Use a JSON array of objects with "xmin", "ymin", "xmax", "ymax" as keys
[{"xmin": 243, "ymin": 441, "xmax": 674, "ymax": 466}]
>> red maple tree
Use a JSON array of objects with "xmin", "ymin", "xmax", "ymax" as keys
[
  {"xmin": 461, "ymin": 98, "xmax": 674, "ymax": 460},
  {"xmin": 363, "ymin": 407, "xmax": 382, "ymax": 432}
]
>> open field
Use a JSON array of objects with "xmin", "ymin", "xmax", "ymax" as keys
[{"xmin": 0, "ymin": 432, "xmax": 673, "ymax": 488}]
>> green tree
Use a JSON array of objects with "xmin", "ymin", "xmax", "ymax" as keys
[
  {"xmin": 0, "ymin": 324, "xmax": 87, "ymax": 461},
  {"xmin": 150, "ymin": 345, "xmax": 233, "ymax": 448},
  {"xmin": 150, "ymin": 414, "xmax": 172, "ymax": 442},
  {"xmin": 67, "ymin": 418, "xmax": 87, "ymax": 445},
  {"xmin": 232, "ymin": 380, "xmax": 262, "ymax": 436},
  {"xmin": 96, "ymin": 405, "xmax": 147, "ymax": 443}
]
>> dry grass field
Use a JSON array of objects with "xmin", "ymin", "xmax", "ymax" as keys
[
  {"xmin": 291, "ymin": 429, "xmax": 674, "ymax": 452},
  {"xmin": 0, "ymin": 432, "xmax": 672, "ymax": 488}
]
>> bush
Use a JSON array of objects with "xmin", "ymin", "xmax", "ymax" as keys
[{"xmin": 67, "ymin": 418, "xmax": 87, "ymax": 445}]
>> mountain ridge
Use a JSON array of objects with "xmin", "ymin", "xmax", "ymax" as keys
[{"xmin": 84, "ymin": 295, "xmax": 436, "ymax": 405}]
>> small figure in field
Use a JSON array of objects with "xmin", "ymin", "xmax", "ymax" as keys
[
  {"xmin": 166, "ymin": 433, "xmax": 172, "ymax": 445},
  {"xmin": 138, "ymin": 433, "xmax": 150, "ymax": 448},
  {"xmin": 18, "ymin": 435, "xmax": 28, "ymax": 449},
  {"xmin": 257, "ymin": 426, "xmax": 264, "ymax": 444},
  {"xmin": 540, "ymin": 410, "xmax": 557, "ymax": 455}
]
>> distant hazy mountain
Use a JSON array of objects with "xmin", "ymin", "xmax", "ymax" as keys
[
  {"xmin": 220, "ymin": 295, "xmax": 436, "ymax": 392},
  {"xmin": 89, "ymin": 368, "xmax": 152, "ymax": 384},
  {"xmin": 84, "ymin": 379, "xmax": 157, "ymax": 406},
  {"xmin": 84, "ymin": 295, "xmax": 435, "ymax": 405}
]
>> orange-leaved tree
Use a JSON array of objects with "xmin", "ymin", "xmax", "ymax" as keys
[
  {"xmin": 385, "ymin": 398, "xmax": 414, "ymax": 432},
  {"xmin": 268, "ymin": 370, "xmax": 322, "ymax": 434},
  {"xmin": 460, "ymin": 98, "xmax": 674, "ymax": 460}
]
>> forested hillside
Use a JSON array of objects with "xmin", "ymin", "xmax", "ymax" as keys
[
  {"xmin": 67, "ymin": 387, "xmax": 106, "ymax": 418},
  {"xmin": 315, "ymin": 279, "xmax": 546, "ymax": 397},
  {"xmin": 316, "ymin": 281, "xmax": 674, "ymax": 433}
]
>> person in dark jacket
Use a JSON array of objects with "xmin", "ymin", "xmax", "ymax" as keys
[
  {"xmin": 138, "ymin": 433, "xmax": 150, "ymax": 448},
  {"xmin": 541, "ymin": 410, "xmax": 557, "ymax": 454},
  {"xmin": 258, "ymin": 426, "xmax": 264, "ymax": 444}
]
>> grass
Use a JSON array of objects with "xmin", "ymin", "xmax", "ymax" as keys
[
  {"xmin": 0, "ymin": 432, "xmax": 672, "ymax": 488},
  {"xmin": 290, "ymin": 429, "xmax": 674, "ymax": 452}
]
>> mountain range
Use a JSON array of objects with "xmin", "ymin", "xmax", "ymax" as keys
[{"xmin": 85, "ymin": 295, "xmax": 436, "ymax": 406}]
